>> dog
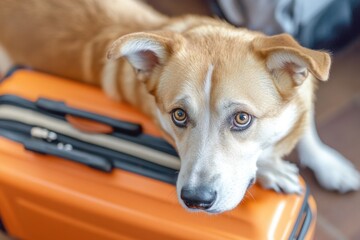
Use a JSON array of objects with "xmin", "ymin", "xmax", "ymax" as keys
[{"xmin": 0, "ymin": 0, "xmax": 359, "ymax": 214}]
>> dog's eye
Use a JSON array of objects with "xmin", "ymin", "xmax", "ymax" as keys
[
  {"xmin": 172, "ymin": 108, "xmax": 188, "ymax": 127},
  {"xmin": 232, "ymin": 112, "xmax": 252, "ymax": 130}
]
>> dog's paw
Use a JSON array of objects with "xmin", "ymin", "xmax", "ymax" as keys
[
  {"xmin": 303, "ymin": 144, "xmax": 360, "ymax": 193},
  {"xmin": 257, "ymin": 159, "xmax": 302, "ymax": 194}
]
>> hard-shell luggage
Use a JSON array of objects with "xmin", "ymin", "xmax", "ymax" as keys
[{"xmin": 0, "ymin": 70, "xmax": 316, "ymax": 240}]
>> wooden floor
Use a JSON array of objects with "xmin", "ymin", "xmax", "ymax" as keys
[{"xmin": 0, "ymin": 232, "xmax": 10, "ymax": 240}]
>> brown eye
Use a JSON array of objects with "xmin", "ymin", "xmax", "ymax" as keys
[
  {"xmin": 172, "ymin": 108, "xmax": 188, "ymax": 127},
  {"xmin": 233, "ymin": 112, "xmax": 252, "ymax": 130}
]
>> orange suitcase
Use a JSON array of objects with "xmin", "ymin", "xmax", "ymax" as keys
[{"xmin": 0, "ymin": 69, "xmax": 316, "ymax": 240}]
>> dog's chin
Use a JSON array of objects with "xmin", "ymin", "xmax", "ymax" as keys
[
  {"xmin": 181, "ymin": 204, "xmax": 238, "ymax": 215},
  {"xmin": 180, "ymin": 205, "xmax": 224, "ymax": 215},
  {"xmin": 205, "ymin": 201, "xmax": 239, "ymax": 214},
  {"xmin": 187, "ymin": 208, "xmax": 223, "ymax": 215},
  {"xmin": 178, "ymin": 196, "xmax": 242, "ymax": 214}
]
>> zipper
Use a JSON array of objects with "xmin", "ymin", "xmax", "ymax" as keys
[
  {"xmin": 0, "ymin": 120, "xmax": 178, "ymax": 184},
  {"xmin": 29, "ymin": 125, "xmax": 177, "ymax": 174},
  {"xmin": 29, "ymin": 126, "xmax": 113, "ymax": 171},
  {"xmin": 24, "ymin": 139, "xmax": 113, "ymax": 172},
  {"xmin": 0, "ymin": 94, "xmax": 178, "ymax": 156},
  {"xmin": 31, "ymin": 127, "xmax": 58, "ymax": 142}
]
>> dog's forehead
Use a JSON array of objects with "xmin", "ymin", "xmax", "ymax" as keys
[
  {"xmin": 211, "ymin": 55, "xmax": 282, "ymax": 116},
  {"xmin": 184, "ymin": 25, "xmax": 256, "ymax": 45},
  {"xmin": 158, "ymin": 28, "xmax": 283, "ymax": 115},
  {"xmin": 160, "ymin": 41, "xmax": 281, "ymax": 116}
]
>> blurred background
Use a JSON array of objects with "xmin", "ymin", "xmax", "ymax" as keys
[
  {"xmin": 145, "ymin": 0, "xmax": 360, "ymax": 239},
  {"xmin": 0, "ymin": 0, "xmax": 359, "ymax": 239}
]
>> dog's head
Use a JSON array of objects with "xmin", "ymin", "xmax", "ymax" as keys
[{"xmin": 108, "ymin": 23, "xmax": 331, "ymax": 213}]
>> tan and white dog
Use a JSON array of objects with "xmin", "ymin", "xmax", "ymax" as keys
[{"xmin": 0, "ymin": 0, "xmax": 359, "ymax": 213}]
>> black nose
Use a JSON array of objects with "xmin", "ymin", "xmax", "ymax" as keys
[{"xmin": 180, "ymin": 186, "xmax": 217, "ymax": 210}]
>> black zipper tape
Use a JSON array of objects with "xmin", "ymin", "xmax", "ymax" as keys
[
  {"xmin": 112, "ymin": 132, "xmax": 177, "ymax": 156},
  {"xmin": 0, "ymin": 95, "xmax": 40, "ymax": 110},
  {"xmin": 0, "ymin": 120, "xmax": 178, "ymax": 184},
  {"xmin": 112, "ymin": 160, "xmax": 177, "ymax": 184},
  {"xmin": 0, "ymin": 95, "xmax": 178, "ymax": 156},
  {"xmin": 35, "ymin": 98, "xmax": 142, "ymax": 136},
  {"xmin": 0, "ymin": 126, "xmax": 114, "ymax": 172},
  {"xmin": 0, "ymin": 119, "xmax": 175, "ymax": 173},
  {"xmin": 0, "ymin": 118, "xmax": 113, "ymax": 172},
  {"xmin": 24, "ymin": 139, "xmax": 113, "ymax": 172},
  {"xmin": 288, "ymin": 186, "xmax": 312, "ymax": 240},
  {"xmin": 296, "ymin": 204, "xmax": 312, "ymax": 240},
  {"xmin": 57, "ymin": 133, "xmax": 177, "ymax": 176}
]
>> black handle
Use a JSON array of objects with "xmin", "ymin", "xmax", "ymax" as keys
[
  {"xmin": 35, "ymin": 98, "xmax": 142, "ymax": 136},
  {"xmin": 24, "ymin": 140, "xmax": 112, "ymax": 172}
]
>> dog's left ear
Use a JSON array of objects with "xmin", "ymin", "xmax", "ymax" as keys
[
  {"xmin": 253, "ymin": 34, "xmax": 331, "ymax": 87},
  {"xmin": 107, "ymin": 31, "xmax": 181, "ymax": 78}
]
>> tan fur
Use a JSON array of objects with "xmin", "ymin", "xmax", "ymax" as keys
[
  {"xmin": 252, "ymin": 34, "xmax": 331, "ymax": 81},
  {"xmin": 0, "ymin": 0, "xmax": 167, "ymax": 82}
]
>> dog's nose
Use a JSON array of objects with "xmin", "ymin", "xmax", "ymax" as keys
[{"xmin": 180, "ymin": 186, "xmax": 216, "ymax": 210}]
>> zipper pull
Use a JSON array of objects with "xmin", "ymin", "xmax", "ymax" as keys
[
  {"xmin": 31, "ymin": 127, "xmax": 73, "ymax": 151},
  {"xmin": 24, "ymin": 139, "xmax": 112, "ymax": 172},
  {"xmin": 31, "ymin": 127, "xmax": 58, "ymax": 142},
  {"xmin": 57, "ymin": 142, "xmax": 73, "ymax": 151}
]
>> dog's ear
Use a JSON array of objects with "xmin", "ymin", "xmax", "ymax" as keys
[
  {"xmin": 253, "ymin": 34, "xmax": 331, "ymax": 93},
  {"xmin": 107, "ymin": 31, "xmax": 180, "ymax": 77}
]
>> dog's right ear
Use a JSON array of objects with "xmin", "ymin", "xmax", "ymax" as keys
[
  {"xmin": 107, "ymin": 31, "xmax": 181, "ymax": 78},
  {"xmin": 252, "ymin": 34, "xmax": 331, "ymax": 97}
]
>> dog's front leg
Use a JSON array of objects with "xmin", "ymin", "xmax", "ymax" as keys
[
  {"xmin": 256, "ymin": 151, "xmax": 303, "ymax": 193},
  {"xmin": 297, "ymin": 109, "xmax": 360, "ymax": 192}
]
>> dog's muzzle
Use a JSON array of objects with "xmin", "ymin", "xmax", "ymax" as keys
[{"xmin": 180, "ymin": 186, "xmax": 217, "ymax": 210}]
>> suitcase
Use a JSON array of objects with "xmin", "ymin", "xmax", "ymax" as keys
[{"xmin": 0, "ymin": 69, "xmax": 316, "ymax": 240}]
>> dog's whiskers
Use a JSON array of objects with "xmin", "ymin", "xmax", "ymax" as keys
[{"xmin": 244, "ymin": 190, "xmax": 255, "ymax": 201}]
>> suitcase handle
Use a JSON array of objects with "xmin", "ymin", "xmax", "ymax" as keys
[
  {"xmin": 24, "ymin": 139, "xmax": 113, "ymax": 172},
  {"xmin": 35, "ymin": 98, "xmax": 142, "ymax": 136}
]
